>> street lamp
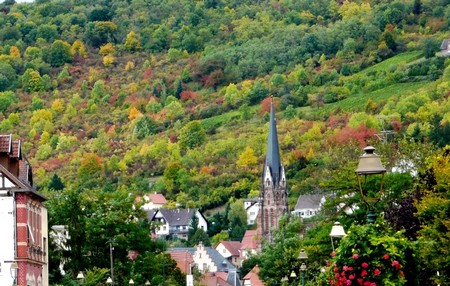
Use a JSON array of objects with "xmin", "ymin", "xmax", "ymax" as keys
[
  {"xmin": 77, "ymin": 271, "xmax": 85, "ymax": 284},
  {"xmin": 145, "ymin": 281, "xmax": 151, "ymax": 285},
  {"xmin": 107, "ymin": 239, "xmax": 115, "ymax": 284},
  {"xmin": 129, "ymin": 279, "xmax": 135, "ymax": 285},
  {"xmin": 10, "ymin": 262, "xmax": 18, "ymax": 286},
  {"xmin": 355, "ymin": 146, "xmax": 386, "ymax": 224},
  {"xmin": 298, "ymin": 249, "xmax": 308, "ymax": 286},
  {"xmin": 106, "ymin": 277, "xmax": 113, "ymax": 284},
  {"xmin": 330, "ymin": 222, "xmax": 346, "ymax": 251}
]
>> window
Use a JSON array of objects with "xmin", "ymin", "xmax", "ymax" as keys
[
  {"xmin": 250, "ymin": 212, "xmax": 255, "ymax": 216},
  {"xmin": 223, "ymin": 249, "xmax": 226, "ymax": 253}
]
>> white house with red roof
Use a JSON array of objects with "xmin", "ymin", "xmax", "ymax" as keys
[
  {"xmin": 215, "ymin": 241, "xmax": 242, "ymax": 266},
  {"xmin": 141, "ymin": 192, "xmax": 167, "ymax": 210}
]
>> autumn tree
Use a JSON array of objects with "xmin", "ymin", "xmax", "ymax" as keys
[
  {"xmin": 237, "ymin": 146, "xmax": 258, "ymax": 167},
  {"xmin": 124, "ymin": 31, "xmax": 142, "ymax": 52},
  {"xmin": 78, "ymin": 153, "xmax": 104, "ymax": 188}
]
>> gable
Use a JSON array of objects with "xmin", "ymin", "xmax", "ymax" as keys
[{"xmin": 0, "ymin": 164, "xmax": 27, "ymax": 191}]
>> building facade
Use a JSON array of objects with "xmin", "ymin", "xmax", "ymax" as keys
[
  {"xmin": 0, "ymin": 135, "xmax": 48, "ymax": 286},
  {"xmin": 258, "ymin": 100, "xmax": 288, "ymax": 240}
]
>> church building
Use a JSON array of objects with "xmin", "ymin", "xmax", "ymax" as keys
[{"xmin": 258, "ymin": 99, "xmax": 288, "ymax": 240}]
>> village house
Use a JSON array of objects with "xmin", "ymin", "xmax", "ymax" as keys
[
  {"xmin": 149, "ymin": 208, "xmax": 207, "ymax": 240},
  {"xmin": 215, "ymin": 241, "xmax": 242, "ymax": 266},
  {"xmin": 291, "ymin": 193, "xmax": 326, "ymax": 218},
  {"xmin": 0, "ymin": 134, "xmax": 48, "ymax": 286}
]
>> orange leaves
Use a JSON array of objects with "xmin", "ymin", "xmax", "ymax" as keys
[{"xmin": 128, "ymin": 106, "xmax": 142, "ymax": 120}]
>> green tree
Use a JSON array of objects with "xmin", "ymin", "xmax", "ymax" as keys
[
  {"xmin": 84, "ymin": 21, "xmax": 118, "ymax": 48},
  {"xmin": 0, "ymin": 62, "xmax": 17, "ymax": 91},
  {"xmin": 0, "ymin": 91, "xmax": 17, "ymax": 114},
  {"xmin": 43, "ymin": 40, "xmax": 73, "ymax": 67},
  {"xmin": 135, "ymin": 116, "xmax": 158, "ymax": 139},
  {"xmin": 179, "ymin": 120, "xmax": 206, "ymax": 150},
  {"xmin": 48, "ymin": 173, "xmax": 65, "ymax": 191},
  {"xmin": 21, "ymin": 68, "xmax": 44, "ymax": 92}
]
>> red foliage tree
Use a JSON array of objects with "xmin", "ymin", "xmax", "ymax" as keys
[
  {"xmin": 328, "ymin": 124, "xmax": 377, "ymax": 147},
  {"xmin": 259, "ymin": 96, "xmax": 279, "ymax": 115}
]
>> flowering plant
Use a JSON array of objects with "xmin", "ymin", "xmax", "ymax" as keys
[{"xmin": 327, "ymin": 220, "xmax": 409, "ymax": 286}]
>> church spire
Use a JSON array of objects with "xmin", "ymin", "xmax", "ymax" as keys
[{"xmin": 264, "ymin": 98, "xmax": 282, "ymax": 185}]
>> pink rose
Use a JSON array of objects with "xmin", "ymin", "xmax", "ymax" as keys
[
  {"xmin": 361, "ymin": 270, "xmax": 368, "ymax": 277},
  {"xmin": 383, "ymin": 254, "xmax": 390, "ymax": 260},
  {"xmin": 373, "ymin": 269, "xmax": 381, "ymax": 276},
  {"xmin": 353, "ymin": 254, "xmax": 359, "ymax": 260},
  {"xmin": 343, "ymin": 266, "xmax": 348, "ymax": 271},
  {"xmin": 392, "ymin": 260, "xmax": 400, "ymax": 270},
  {"xmin": 362, "ymin": 262, "xmax": 369, "ymax": 269},
  {"xmin": 349, "ymin": 274, "xmax": 355, "ymax": 280}
]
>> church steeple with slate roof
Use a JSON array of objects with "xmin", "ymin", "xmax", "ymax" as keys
[{"xmin": 259, "ymin": 98, "xmax": 288, "ymax": 240}]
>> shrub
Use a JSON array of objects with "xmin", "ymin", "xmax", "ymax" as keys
[{"xmin": 326, "ymin": 221, "xmax": 410, "ymax": 286}]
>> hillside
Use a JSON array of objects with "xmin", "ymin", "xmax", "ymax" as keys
[{"xmin": 3, "ymin": 0, "xmax": 450, "ymax": 285}]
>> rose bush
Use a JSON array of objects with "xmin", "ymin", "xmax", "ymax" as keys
[{"xmin": 326, "ymin": 220, "xmax": 410, "ymax": 286}]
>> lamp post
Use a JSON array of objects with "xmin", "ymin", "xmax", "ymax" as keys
[
  {"xmin": 298, "ymin": 249, "xmax": 308, "ymax": 286},
  {"xmin": 329, "ymin": 222, "xmax": 346, "ymax": 251},
  {"xmin": 77, "ymin": 271, "xmax": 85, "ymax": 285},
  {"xmin": 106, "ymin": 277, "xmax": 113, "ymax": 285},
  {"xmin": 145, "ymin": 281, "xmax": 151, "ymax": 285},
  {"xmin": 107, "ymin": 239, "xmax": 115, "ymax": 284},
  {"xmin": 355, "ymin": 146, "xmax": 386, "ymax": 224},
  {"xmin": 10, "ymin": 262, "xmax": 18, "ymax": 286},
  {"xmin": 129, "ymin": 279, "xmax": 135, "ymax": 285}
]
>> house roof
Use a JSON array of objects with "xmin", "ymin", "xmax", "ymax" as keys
[
  {"xmin": 157, "ymin": 208, "xmax": 198, "ymax": 226},
  {"xmin": 0, "ymin": 134, "xmax": 12, "ymax": 153},
  {"xmin": 241, "ymin": 230, "xmax": 259, "ymax": 250},
  {"xmin": 218, "ymin": 241, "xmax": 242, "ymax": 257},
  {"xmin": 145, "ymin": 210, "xmax": 156, "ymax": 221},
  {"xmin": 204, "ymin": 246, "xmax": 237, "ymax": 272},
  {"xmin": 201, "ymin": 272, "xmax": 232, "ymax": 286},
  {"xmin": 146, "ymin": 192, "xmax": 167, "ymax": 204},
  {"xmin": 263, "ymin": 99, "xmax": 282, "ymax": 185},
  {"xmin": 243, "ymin": 265, "xmax": 265, "ymax": 286},
  {"xmin": 294, "ymin": 194, "xmax": 325, "ymax": 210},
  {"xmin": 167, "ymin": 248, "xmax": 195, "ymax": 274}
]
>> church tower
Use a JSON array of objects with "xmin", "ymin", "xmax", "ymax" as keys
[{"xmin": 259, "ymin": 99, "xmax": 288, "ymax": 240}]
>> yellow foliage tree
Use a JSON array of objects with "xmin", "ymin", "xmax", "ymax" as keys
[
  {"xmin": 72, "ymin": 40, "xmax": 88, "ymax": 57},
  {"xmin": 237, "ymin": 146, "xmax": 258, "ymax": 167},
  {"xmin": 10, "ymin": 46, "xmax": 21, "ymax": 58},
  {"xmin": 51, "ymin": 99, "xmax": 65, "ymax": 113},
  {"xmin": 124, "ymin": 31, "xmax": 142, "ymax": 52},
  {"xmin": 99, "ymin": 43, "xmax": 115, "ymax": 56},
  {"xmin": 103, "ymin": 54, "xmax": 115, "ymax": 67}
]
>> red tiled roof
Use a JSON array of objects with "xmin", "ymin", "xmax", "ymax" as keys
[
  {"xmin": 11, "ymin": 140, "xmax": 21, "ymax": 158},
  {"xmin": 241, "ymin": 230, "xmax": 259, "ymax": 250},
  {"xmin": 201, "ymin": 272, "xmax": 232, "ymax": 286},
  {"xmin": 219, "ymin": 241, "xmax": 242, "ymax": 256},
  {"xmin": 168, "ymin": 251, "xmax": 193, "ymax": 274},
  {"xmin": 243, "ymin": 265, "xmax": 265, "ymax": 286},
  {"xmin": 147, "ymin": 193, "xmax": 167, "ymax": 204},
  {"xmin": 0, "ymin": 134, "xmax": 12, "ymax": 153}
]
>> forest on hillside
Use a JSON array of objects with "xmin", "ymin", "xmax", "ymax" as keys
[{"xmin": 2, "ymin": 0, "xmax": 450, "ymax": 285}]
